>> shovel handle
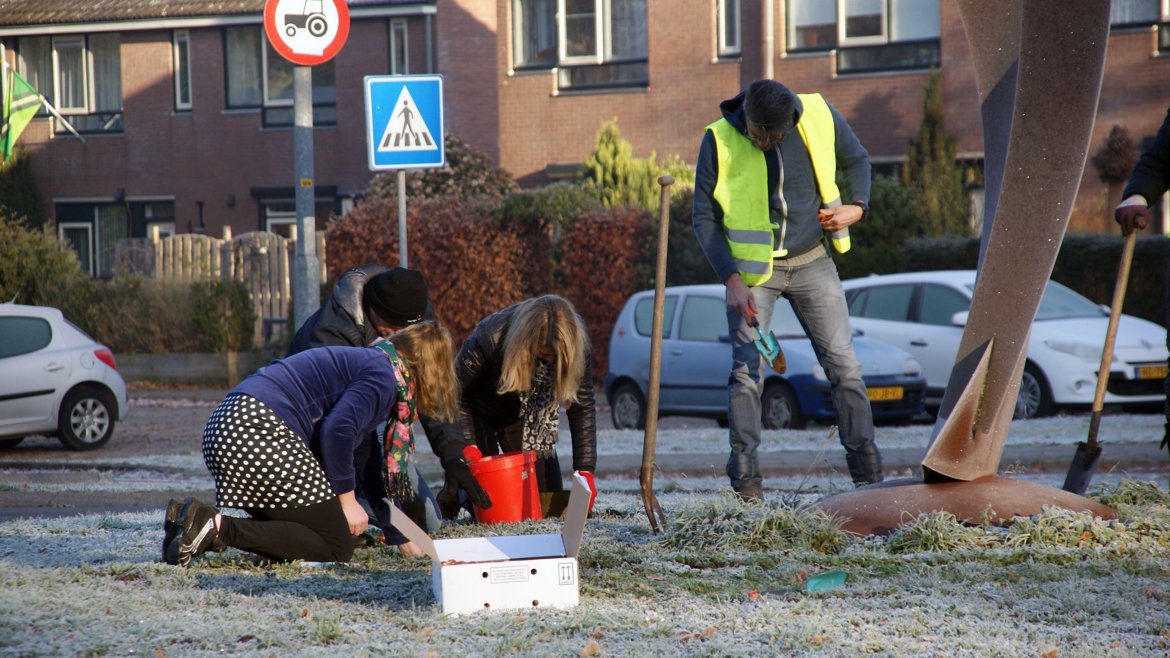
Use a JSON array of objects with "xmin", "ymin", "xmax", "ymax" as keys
[
  {"xmin": 641, "ymin": 174, "xmax": 674, "ymax": 532},
  {"xmin": 1086, "ymin": 230, "xmax": 1137, "ymax": 446}
]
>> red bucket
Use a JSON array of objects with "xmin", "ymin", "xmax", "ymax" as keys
[{"xmin": 469, "ymin": 450, "xmax": 543, "ymax": 524}]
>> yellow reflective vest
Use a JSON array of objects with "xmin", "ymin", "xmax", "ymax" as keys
[{"xmin": 706, "ymin": 93, "xmax": 842, "ymax": 286}]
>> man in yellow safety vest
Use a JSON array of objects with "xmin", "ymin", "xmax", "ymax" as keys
[{"xmin": 692, "ymin": 79, "xmax": 882, "ymax": 501}]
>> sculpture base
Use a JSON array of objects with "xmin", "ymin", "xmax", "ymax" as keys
[{"xmin": 815, "ymin": 476, "xmax": 1116, "ymax": 536}]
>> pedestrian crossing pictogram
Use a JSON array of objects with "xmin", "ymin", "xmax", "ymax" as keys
[
  {"xmin": 364, "ymin": 74, "xmax": 445, "ymax": 170},
  {"xmin": 377, "ymin": 87, "xmax": 436, "ymax": 152}
]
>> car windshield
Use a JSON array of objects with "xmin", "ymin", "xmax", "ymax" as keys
[
  {"xmin": 1036, "ymin": 280, "xmax": 1107, "ymax": 320},
  {"xmin": 964, "ymin": 279, "xmax": 1104, "ymax": 320}
]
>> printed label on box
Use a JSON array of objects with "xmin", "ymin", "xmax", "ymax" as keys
[
  {"xmin": 489, "ymin": 565, "xmax": 531, "ymax": 584},
  {"xmin": 558, "ymin": 561, "xmax": 576, "ymax": 586}
]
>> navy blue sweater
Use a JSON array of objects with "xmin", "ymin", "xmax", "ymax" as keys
[{"xmin": 234, "ymin": 346, "xmax": 397, "ymax": 496}]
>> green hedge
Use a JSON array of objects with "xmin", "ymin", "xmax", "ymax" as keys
[{"xmin": 843, "ymin": 233, "xmax": 1168, "ymax": 327}]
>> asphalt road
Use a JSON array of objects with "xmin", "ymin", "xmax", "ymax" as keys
[{"xmin": 0, "ymin": 387, "xmax": 1165, "ymax": 520}]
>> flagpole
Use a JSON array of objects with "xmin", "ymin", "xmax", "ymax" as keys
[{"xmin": 38, "ymin": 96, "xmax": 84, "ymax": 144}]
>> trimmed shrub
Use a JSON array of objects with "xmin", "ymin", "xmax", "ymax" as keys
[
  {"xmin": 837, "ymin": 174, "xmax": 928, "ymax": 280},
  {"xmin": 191, "ymin": 279, "xmax": 256, "ymax": 353},
  {"xmin": 364, "ymin": 133, "xmax": 517, "ymax": 205},
  {"xmin": 493, "ymin": 183, "xmax": 600, "ymax": 296},
  {"xmin": 0, "ymin": 151, "xmax": 47, "ymax": 229},
  {"xmin": 0, "ymin": 209, "xmax": 85, "ymax": 304},
  {"xmin": 562, "ymin": 205, "xmax": 653, "ymax": 377},
  {"xmin": 902, "ymin": 68, "xmax": 970, "ymax": 237},
  {"xmin": 664, "ymin": 187, "xmax": 718, "ymax": 286},
  {"xmin": 407, "ymin": 196, "xmax": 528, "ymax": 345},
  {"xmin": 582, "ymin": 119, "xmax": 695, "ymax": 212}
]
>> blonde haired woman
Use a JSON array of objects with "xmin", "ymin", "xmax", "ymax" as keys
[
  {"xmin": 164, "ymin": 321, "xmax": 457, "ymax": 566},
  {"xmin": 455, "ymin": 295, "xmax": 598, "ymax": 511}
]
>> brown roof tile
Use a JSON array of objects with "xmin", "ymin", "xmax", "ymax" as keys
[{"xmin": 0, "ymin": 0, "xmax": 430, "ymax": 27}]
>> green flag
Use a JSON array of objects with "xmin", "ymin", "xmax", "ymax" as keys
[{"xmin": 2, "ymin": 69, "xmax": 42, "ymax": 160}]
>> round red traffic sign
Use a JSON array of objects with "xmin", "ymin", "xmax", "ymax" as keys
[{"xmin": 264, "ymin": 0, "xmax": 350, "ymax": 66}]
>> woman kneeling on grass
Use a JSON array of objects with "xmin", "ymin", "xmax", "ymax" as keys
[{"xmin": 162, "ymin": 321, "xmax": 457, "ymax": 567}]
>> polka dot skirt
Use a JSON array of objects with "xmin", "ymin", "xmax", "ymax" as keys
[{"xmin": 202, "ymin": 393, "xmax": 334, "ymax": 510}]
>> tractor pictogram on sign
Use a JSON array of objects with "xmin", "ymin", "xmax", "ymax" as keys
[{"xmin": 284, "ymin": 1, "xmax": 328, "ymax": 37}]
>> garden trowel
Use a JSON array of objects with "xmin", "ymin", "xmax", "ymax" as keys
[{"xmin": 747, "ymin": 314, "xmax": 786, "ymax": 374}]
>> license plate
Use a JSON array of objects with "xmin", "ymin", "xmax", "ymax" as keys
[
  {"xmin": 1136, "ymin": 364, "xmax": 1168, "ymax": 379},
  {"xmin": 868, "ymin": 386, "xmax": 903, "ymax": 401}
]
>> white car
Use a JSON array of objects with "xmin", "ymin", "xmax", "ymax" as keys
[
  {"xmin": 0, "ymin": 304, "xmax": 128, "ymax": 450},
  {"xmin": 840, "ymin": 270, "xmax": 1168, "ymax": 419}
]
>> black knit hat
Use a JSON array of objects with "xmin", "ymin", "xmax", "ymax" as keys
[{"xmin": 363, "ymin": 267, "xmax": 428, "ymax": 327}]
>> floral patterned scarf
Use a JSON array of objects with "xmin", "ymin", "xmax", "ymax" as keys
[{"xmin": 373, "ymin": 339, "xmax": 416, "ymax": 499}]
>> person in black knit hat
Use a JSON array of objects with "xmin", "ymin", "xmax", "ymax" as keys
[{"xmin": 283, "ymin": 264, "xmax": 489, "ymax": 555}]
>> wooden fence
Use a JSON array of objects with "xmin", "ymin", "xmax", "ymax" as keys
[{"xmin": 147, "ymin": 227, "xmax": 327, "ymax": 346}]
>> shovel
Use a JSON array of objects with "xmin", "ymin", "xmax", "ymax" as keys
[
  {"xmin": 747, "ymin": 314, "xmax": 786, "ymax": 374},
  {"xmin": 1061, "ymin": 229, "xmax": 1137, "ymax": 495},
  {"xmin": 640, "ymin": 174, "xmax": 673, "ymax": 533}
]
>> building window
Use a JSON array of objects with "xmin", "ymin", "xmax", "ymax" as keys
[
  {"xmin": 173, "ymin": 30, "xmax": 192, "ymax": 111},
  {"xmin": 839, "ymin": 0, "xmax": 886, "ymax": 45},
  {"xmin": 1110, "ymin": 0, "xmax": 1159, "ymax": 26},
  {"xmin": 718, "ymin": 0, "xmax": 741, "ymax": 57},
  {"xmin": 513, "ymin": 0, "xmax": 557, "ymax": 68},
  {"xmin": 56, "ymin": 203, "xmax": 128, "ymax": 279},
  {"xmin": 390, "ymin": 18, "xmax": 409, "ymax": 74},
  {"xmin": 58, "ymin": 223, "xmax": 94, "ymax": 277},
  {"xmin": 224, "ymin": 25, "xmax": 335, "ymax": 127},
  {"xmin": 511, "ymin": 0, "xmax": 648, "ymax": 91},
  {"xmin": 1162, "ymin": 0, "xmax": 1170, "ymax": 52},
  {"xmin": 17, "ymin": 34, "xmax": 123, "ymax": 133},
  {"xmin": 786, "ymin": 0, "xmax": 939, "ymax": 73}
]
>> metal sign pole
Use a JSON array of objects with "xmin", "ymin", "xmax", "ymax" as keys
[
  {"xmin": 292, "ymin": 65, "xmax": 321, "ymax": 328},
  {"xmin": 397, "ymin": 169, "xmax": 407, "ymax": 267}
]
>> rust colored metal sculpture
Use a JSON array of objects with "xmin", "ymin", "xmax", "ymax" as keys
[{"xmin": 817, "ymin": 0, "xmax": 1116, "ymax": 535}]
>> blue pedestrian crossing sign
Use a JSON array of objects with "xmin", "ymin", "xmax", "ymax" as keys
[{"xmin": 364, "ymin": 75, "xmax": 445, "ymax": 170}]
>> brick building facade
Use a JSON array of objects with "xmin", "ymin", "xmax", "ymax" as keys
[{"xmin": 1, "ymin": 0, "xmax": 1168, "ymax": 277}]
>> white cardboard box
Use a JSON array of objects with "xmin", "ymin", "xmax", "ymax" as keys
[{"xmin": 390, "ymin": 473, "xmax": 590, "ymax": 615}]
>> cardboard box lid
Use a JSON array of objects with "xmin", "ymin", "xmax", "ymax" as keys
[{"xmin": 389, "ymin": 472, "xmax": 591, "ymax": 564}]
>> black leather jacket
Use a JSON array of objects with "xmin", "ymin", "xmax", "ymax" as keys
[
  {"xmin": 288, "ymin": 264, "xmax": 388, "ymax": 354},
  {"xmin": 456, "ymin": 303, "xmax": 598, "ymax": 473}
]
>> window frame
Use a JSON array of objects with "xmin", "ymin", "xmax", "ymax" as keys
[
  {"xmin": 718, "ymin": 0, "xmax": 742, "ymax": 57},
  {"xmin": 557, "ymin": 0, "xmax": 604, "ymax": 65},
  {"xmin": 390, "ymin": 18, "xmax": 410, "ymax": 74},
  {"xmin": 0, "ymin": 317, "xmax": 53, "ymax": 360},
  {"xmin": 173, "ymin": 29, "xmax": 192, "ymax": 111},
  {"xmin": 50, "ymin": 36, "xmax": 88, "ymax": 114},
  {"xmin": 223, "ymin": 25, "xmax": 336, "ymax": 127},
  {"xmin": 58, "ymin": 222, "xmax": 95, "ymax": 277},
  {"xmin": 21, "ymin": 34, "xmax": 122, "ymax": 133},
  {"xmin": 837, "ymin": 0, "xmax": 888, "ymax": 47}
]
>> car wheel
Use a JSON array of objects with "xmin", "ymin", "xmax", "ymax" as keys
[
  {"xmin": 610, "ymin": 383, "xmax": 646, "ymax": 430},
  {"xmin": 0, "ymin": 437, "xmax": 24, "ymax": 449},
  {"xmin": 57, "ymin": 386, "xmax": 116, "ymax": 451},
  {"xmin": 1014, "ymin": 363, "xmax": 1053, "ymax": 420},
  {"xmin": 762, "ymin": 382, "xmax": 805, "ymax": 430}
]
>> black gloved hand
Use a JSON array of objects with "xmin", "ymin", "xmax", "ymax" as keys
[
  {"xmin": 436, "ymin": 459, "xmax": 491, "ymax": 520},
  {"xmin": 1115, "ymin": 204, "xmax": 1150, "ymax": 236}
]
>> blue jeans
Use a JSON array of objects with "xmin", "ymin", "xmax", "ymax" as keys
[{"xmin": 726, "ymin": 253, "xmax": 880, "ymax": 489}]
